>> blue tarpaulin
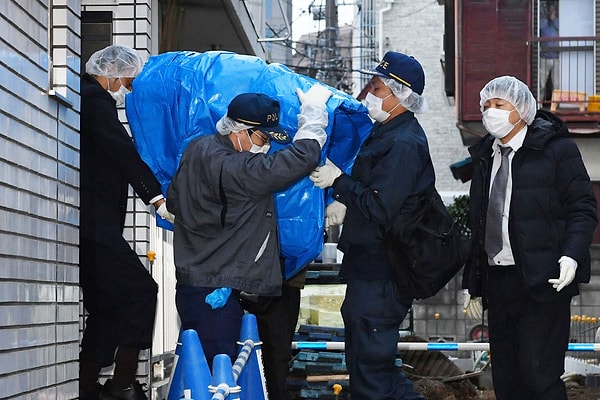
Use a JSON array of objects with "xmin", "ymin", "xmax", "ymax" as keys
[{"xmin": 126, "ymin": 50, "xmax": 372, "ymax": 278}]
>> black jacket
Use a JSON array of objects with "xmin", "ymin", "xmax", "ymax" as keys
[
  {"xmin": 80, "ymin": 73, "xmax": 163, "ymax": 244},
  {"xmin": 333, "ymin": 111, "xmax": 436, "ymax": 280},
  {"xmin": 463, "ymin": 109, "xmax": 597, "ymax": 301}
]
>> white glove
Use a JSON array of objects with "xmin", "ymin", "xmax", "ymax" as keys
[
  {"xmin": 296, "ymin": 84, "xmax": 333, "ymax": 106},
  {"xmin": 548, "ymin": 256, "xmax": 578, "ymax": 292},
  {"xmin": 309, "ymin": 158, "xmax": 342, "ymax": 188},
  {"xmin": 156, "ymin": 202, "xmax": 175, "ymax": 224},
  {"xmin": 463, "ymin": 290, "xmax": 483, "ymax": 320},
  {"xmin": 293, "ymin": 85, "xmax": 332, "ymax": 149},
  {"xmin": 325, "ymin": 200, "xmax": 347, "ymax": 229}
]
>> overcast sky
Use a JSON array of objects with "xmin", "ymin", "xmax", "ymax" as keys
[{"xmin": 291, "ymin": 0, "xmax": 356, "ymax": 40}]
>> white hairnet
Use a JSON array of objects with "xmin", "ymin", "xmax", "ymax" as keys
[
  {"xmin": 479, "ymin": 76, "xmax": 538, "ymax": 125},
  {"xmin": 380, "ymin": 77, "xmax": 428, "ymax": 113},
  {"xmin": 85, "ymin": 45, "xmax": 144, "ymax": 78},
  {"xmin": 216, "ymin": 115, "xmax": 253, "ymax": 135}
]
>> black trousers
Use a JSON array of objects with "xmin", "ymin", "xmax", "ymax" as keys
[
  {"xmin": 253, "ymin": 284, "xmax": 301, "ymax": 400},
  {"xmin": 341, "ymin": 279, "xmax": 424, "ymax": 400},
  {"xmin": 79, "ymin": 238, "xmax": 158, "ymax": 367},
  {"xmin": 487, "ymin": 265, "xmax": 572, "ymax": 400}
]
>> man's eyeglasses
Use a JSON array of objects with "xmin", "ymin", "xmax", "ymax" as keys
[{"xmin": 249, "ymin": 129, "xmax": 270, "ymax": 145}]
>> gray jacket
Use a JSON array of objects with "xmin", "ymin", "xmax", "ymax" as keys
[{"xmin": 168, "ymin": 133, "xmax": 320, "ymax": 295}]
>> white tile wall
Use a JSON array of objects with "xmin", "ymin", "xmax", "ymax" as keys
[{"xmin": 0, "ymin": 0, "xmax": 80, "ymax": 397}]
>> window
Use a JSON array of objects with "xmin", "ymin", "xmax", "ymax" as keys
[{"xmin": 535, "ymin": 0, "xmax": 595, "ymax": 110}]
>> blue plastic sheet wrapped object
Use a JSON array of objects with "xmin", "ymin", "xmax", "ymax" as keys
[{"xmin": 126, "ymin": 50, "xmax": 373, "ymax": 278}]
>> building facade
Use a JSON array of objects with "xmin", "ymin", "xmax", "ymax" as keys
[{"xmin": 1, "ymin": 0, "xmax": 599, "ymax": 398}]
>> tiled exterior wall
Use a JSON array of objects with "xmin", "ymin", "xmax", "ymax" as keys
[
  {"xmin": 0, "ymin": 0, "xmax": 176, "ymax": 397},
  {"xmin": 0, "ymin": 0, "xmax": 81, "ymax": 398}
]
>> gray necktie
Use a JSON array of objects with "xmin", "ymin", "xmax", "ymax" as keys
[{"xmin": 485, "ymin": 146, "xmax": 512, "ymax": 258}]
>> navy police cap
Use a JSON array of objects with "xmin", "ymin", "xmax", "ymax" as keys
[
  {"xmin": 227, "ymin": 93, "xmax": 291, "ymax": 144},
  {"xmin": 359, "ymin": 51, "xmax": 425, "ymax": 95}
]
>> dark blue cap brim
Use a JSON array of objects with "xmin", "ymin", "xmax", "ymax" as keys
[{"xmin": 357, "ymin": 68, "xmax": 387, "ymax": 78}]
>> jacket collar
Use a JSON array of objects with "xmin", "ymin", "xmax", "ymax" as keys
[{"xmin": 371, "ymin": 110, "xmax": 416, "ymax": 135}]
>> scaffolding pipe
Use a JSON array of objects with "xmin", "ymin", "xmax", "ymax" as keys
[{"xmin": 292, "ymin": 341, "xmax": 600, "ymax": 352}]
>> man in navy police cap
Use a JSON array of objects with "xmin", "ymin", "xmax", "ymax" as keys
[
  {"xmin": 309, "ymin": 51, "xmax": 432, "ymax": 399},
  {"xmin": 168, "ymin": 87, "xmax": 332, "ymax": 398}
]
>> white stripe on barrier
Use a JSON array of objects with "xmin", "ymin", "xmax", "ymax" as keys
[{"xmin": 292, "ymin": 342, "xmax": 600, "ymax": 352}]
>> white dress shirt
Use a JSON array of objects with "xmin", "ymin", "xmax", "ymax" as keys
[{"xmin": 488, "ymin": 126, "xmax": 527, "ymax": 266}]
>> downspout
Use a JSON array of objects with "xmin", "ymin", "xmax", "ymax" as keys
[
  {"xmin": 257, "ymin": 0, "xmax": 291, "ymax": 42},
  {"xmin": 379, "ymin": 0, "xmax": 395, "ymax": 60}
]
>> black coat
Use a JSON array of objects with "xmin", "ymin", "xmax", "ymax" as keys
[
  {"xmin": 463, "ymin": 109, "xmax": 597, "ymax": 301},
  {"xmin": 333, "ymin": 111, "xmax": 436, "ymax": 280},
  {"xmin": 80, "ymin": 73, "xmax": 163, "ymax": 244}
]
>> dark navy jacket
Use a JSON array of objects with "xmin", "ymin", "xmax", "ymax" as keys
[
  {"xmin": 333, "ymin": 111, "xmax": 436, "ymax": 281},
  {"xmin": 463, "ymin": 109, "xmax": 597, "ymax": 302}
]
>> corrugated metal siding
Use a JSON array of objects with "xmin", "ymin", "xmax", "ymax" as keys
[{"xmin": 0, "ymin": 0, "xmax": 80, "ymax": 398}]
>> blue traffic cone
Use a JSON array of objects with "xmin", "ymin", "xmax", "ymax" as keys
[
  {"xmin": 210, "ymin": 354, "xmax": 241, "ymax": 400},
  {"xmin": 236, "ymin": 314, "xmax": 268, "ymax": 400},
  {"xmin": 178, "ymin": 329, "xmax": 212, "ymax": 400},
  {"xmin": 166, "ymin": 329, "xmax": 184, "ymax": 400}
]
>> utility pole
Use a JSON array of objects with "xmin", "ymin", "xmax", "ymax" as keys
[{"xmin": 320, "ymin": 0, "xmax": 338, "ymax": 87}]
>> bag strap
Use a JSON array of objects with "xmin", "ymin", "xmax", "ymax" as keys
[
  {"xmin": 414, "ymin": 191, "xmax": 458, "ymax": 238},
  {"xmin": 383, "ymin": 186, "xmax": 437, "ymax": 239}
]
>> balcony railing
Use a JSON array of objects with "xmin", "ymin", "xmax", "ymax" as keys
[{"xmin": 530, "ymin": 35, "xmax": 600, "ymax": 125}]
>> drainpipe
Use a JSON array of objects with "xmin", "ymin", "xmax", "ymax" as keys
[{"xmin": 379, "ymin": 0, "xmax": 395, "ymax": 60}]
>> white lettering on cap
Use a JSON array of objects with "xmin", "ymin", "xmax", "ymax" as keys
[{"xmin": 378, "ymin": 60, "xmax": 390, "ymax": 70}]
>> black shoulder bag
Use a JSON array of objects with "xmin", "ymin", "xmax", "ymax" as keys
[{"xmin": 384, "ymin": 189, "xmax": 470, "ymax": 300}]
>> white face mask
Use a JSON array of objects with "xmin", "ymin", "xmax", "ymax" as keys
[
  {"xmin": 364, "ymin": 92, "xmax": 397, "ymax": 122},
  {"xmin": 237, "ymin": 132, "xmax": 270, "ymax": 153},
  {"xmin": 246, "ymin": 131, "xmax": 270, "ymax": 154},
  {"xmin": 107, "ymin": 78, "xmax": 130, "ymax": 106},
  {"xmin": 482, "ymin": 108, "xmax": 519, "ymax": 139}
]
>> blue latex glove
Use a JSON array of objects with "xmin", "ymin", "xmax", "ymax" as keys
[{"xmin": 205, "ymin": 287, "xmax": 232, "ymax": 309}]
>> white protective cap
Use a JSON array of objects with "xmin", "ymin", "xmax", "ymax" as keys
[
  {"xmin": 479, "ymin": 76, "xmax": 538, "ymax": 125},
  {"xmin": 85, "ymin": 45, "xmax": 144, "ymax": 78},
  {"xmin": 380, "ymin": 77, "xmax": 428, "ymax": 114}
]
